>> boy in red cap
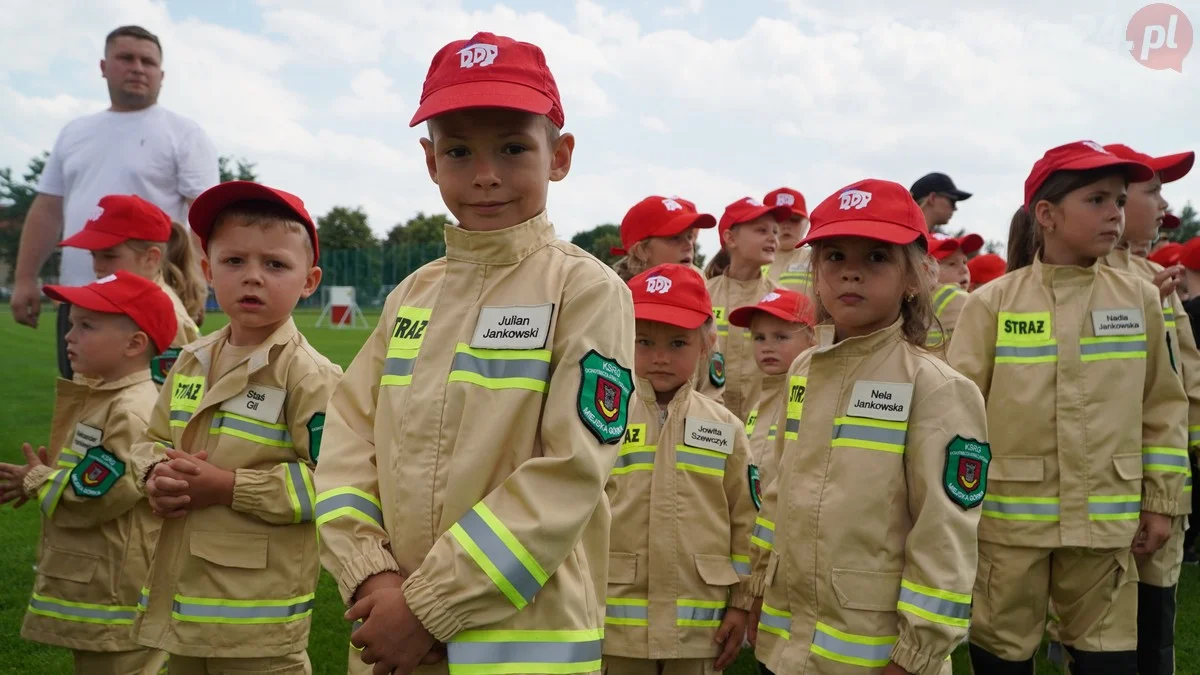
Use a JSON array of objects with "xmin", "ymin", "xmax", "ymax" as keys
[
  {"xmin": 747, "ymin": 179, "xmax": 988, "ymax": 675},
  {"xmin": 728, "ymin": 288, "xmax": 814, "ymax": 498},
  {"xmin": 603, "ymin": 263, "xmax": 755, "ymax": 675},
  {"xmin": 926, "ymin": 233, "xmax": 983, "ymax": 350},
  {"xmin": 128, "ymin": 181, "xmax": 341, "ymax": 674},
  {"xmin": 0, "ymin": 271, "xmax": 176, "ymax": 674},
  {"xmin": 314, "ymin": 33, "xmax": 635, "ymax": 675},
  {"xmin": 966, "ymin": 253, "xmax": 1006, "ymax": 292},
  {"xmin": 704, "ymin": 197, "xmax": 790, "ymax": 422},
  {"xmin": 762, "ymin": 188, "xmax": 812, "ymax": 292}
]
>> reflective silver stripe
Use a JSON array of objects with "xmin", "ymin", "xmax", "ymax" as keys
[
  {"xmin": 40, "ymin": 470, "xmax": 68, "ymax": 517},
  {"xmin": 458, "ymin": 508, "xmax": 543, "ymax": 604},
  {"xmin": 383, "ymin": 357, "xmax": 415, "ymax": 377},
  {"xmin": 812, "ymin": 626, "xmax": 894, "ymax": 664},
  {"xmin": 733, "ymin": 558, "xmax": 751, "ymax": 575},
  {"xmin": 447, "ymin": 637, "xmax": 603, "ymax": 666},
  {"xmin": 981, "ymin": 499, "xmax": 1060, "ymax": 516},
  {"xmin": 210, "ymin": 415, "xmax": 292, "ymax": 444},
  {"xmin": 1190, "ymin": 428, "xmax": 1200, "ymax": 445},
  {"xmin": 676, "ymin": 449, "xmax": 726, "ymax": 471},
  {"xmin": 995, "ymin": 344, "xmax": 1057, "ymax": 358},
  {"xmin": 614, "ymin": 451, "xmax": 655, "ymax": 470},
  {"xmin": 315, "ymin": 492, "xmax": 384, "ymax": 527},
  {"xmin": 171, "ymin": 597, "xmax": 314, "ymax": 621},
  {"xmin": 760, "ymin": 609, "xmax": 791, "ymax": 632},
  {"xmin": 1088, "ymin": 500, "xmax": 1139, "ymax": 515},
  {"xmin": 833, "ymin": 423, "xmax": 906, "ymax": 446},
  {"xmin": 753, "ymin": 522, "xmax": 774, "ymax": 546},
  {"xmin": 138, "ymin": 589, "xmax": 149, "ymax": 610},
  {"xmin": 169, "ymin": 410, "xmax": 192, "ymax": 423},
  {"xmin": 898, "ymin": 586, "xmax": 970, "ymax": 621},
  {"xmin": 785, "ymin": 418, "xmax": 800, "ymax": 434},
  {"xmin": 450, "ymin": 352, "xmax": 551, "ymax": 382},
  {"xmin": 1080, "ymin": 340, "xmax": 1146, "ymax": 356},
  {"xmin": 677, "ymin": 604, "xmax": 726, "ymax": 623},
  {"xmin": 287, "ymin": 463, "xmax": 314, "ymax": 522},
  {"xmin": 933, "ymin": 287, "xmax": 960, "ymax": 315},
  {"xmin": 1144, "ymin": 452, "xmax": 1189, "ymax": 468},
  {"xmin": 28, "ymin": 595, "xmax": 137, "ymax": 622},
  {"xmin": 606, "ymin": 604, "xmax": 649, "ymax": 620}
]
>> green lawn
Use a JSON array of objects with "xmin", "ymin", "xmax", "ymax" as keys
[{"xmin": 3, "ymin": 308, "xmax": 1199, "ymax": 673}]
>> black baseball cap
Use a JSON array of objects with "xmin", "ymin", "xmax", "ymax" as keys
[{"xmin": 910, "ymin": 172, "xmax": 972, "ymax": 202}]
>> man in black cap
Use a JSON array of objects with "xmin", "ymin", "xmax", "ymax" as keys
[{"xmin": 911, "ymin": 172, "xmax": 971, "ymax": 230}]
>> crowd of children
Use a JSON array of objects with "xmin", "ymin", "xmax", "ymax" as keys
[{"xmin": 2, "ymin": 29, "xmax": 1199, "ymax": 675}]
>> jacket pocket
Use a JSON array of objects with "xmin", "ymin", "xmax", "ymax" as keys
[
  {"xmin": 38, "ymin": 547, "xmax": 99, "ymax": 584},
  {"xmin": 765, "ymin": 552, "xmax": 780, "ymax": 588},
  {"xmin": 1113, "ymin": 453, "xmax": 1143, "ymax": 481},
  {"xmin": 831, "ymin": 568, "xmax": 901, "ymax": 612},
  {"xmin": 608, "ymin": 552, "xmax": 638, "ymax": 585},
  {"xmin": 694, "ymin": 554, "xmax": 740, "ymax": 586},
  {"xmin": 189, "ymin": 531, "xmax": 269, "ymax": 570},
  {"xmin": 989, "ymin": 456, "xmax": 1044, "ymax": 482}
]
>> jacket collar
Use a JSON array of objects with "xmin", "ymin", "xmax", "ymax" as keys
[
  {"xmin": 66, "ymin": 369, "xmax": 152, "ymax": 393},
  {"xmin": 1032, "ymin": 250, "xmax": 1099, "ymax": 288},
  {"xmin": 444, "ymin": 211, "xmax": 557, "ymax": 265},
  {"xmin": 812, "ymin": 318, "xmax": 904, "ymax": 357},
  {"xmin": 186, "ymin": 317, "xmax": 299, "ymax": 378},
  {"xmin": 759, "ymin": 372, "xmax": 788, "ymax": 395}
]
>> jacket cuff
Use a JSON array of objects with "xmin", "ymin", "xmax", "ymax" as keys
[
  {"xmin": 729, "ymin": 582, "xmax": 755, "ymax": 611},
  {"xmin": 748, "ymin": 571, "xmax": 768, "ymax": 599},
  {"xmin": 404, "ymin": 569, "xmax": 466, "ymax": 643},
  {"xmin": 1142, "ymin": 489, "xmax": 1180, "ymax": 516},
  {"xmin": 890, "ymin": 634, "xmax": 949, "ymax": 675},
  {"xmin": 132, "ymin": 456, "xmax": 165, "ymax": 496},
  {"xmin": 23, "ymin": 465, "xmax": 55, "ymax": 499},
  {"xmin": 338, "ymin": 549, "xmax": 402, "ymax": 605},
  {"xmin": 231, "ymin": 468, "xmax": 269, "ymax": 515}
]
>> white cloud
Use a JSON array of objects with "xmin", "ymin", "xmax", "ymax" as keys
[
  {"xmin": 640, "ymin": 116, "xmax": 670, "ymax": 133},
  {"xmin": 332, "ymin": 69, "xmax": 407, "ymax": 120},
  {"xmin": 660, "ymin": 0, "xmax": 704, "ymax": 18}
]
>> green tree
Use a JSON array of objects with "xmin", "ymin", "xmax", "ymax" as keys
[
  {"xmin": 317, "ymin": 206, "xmax": 378, "ymax": 250},
  {"xmin": 0, "ymin": 152, "xmax": 56, "ymax": 284},
  {"xmin": 983, "ymin": 240, "xmax": 1004, "ymax": 255},
  {"xmin": 218, "ymin": 155, "xmax": 258, "ymax": 183},
  {"xmin": 570, "ymin": 223, "xmax": 622, "ymax": 265},
  {"xmin": 386, "ymin": 212, "xmax": 453, "ymax": 247},
  {"xmin": 1160, "ymin": 203, "xmax": 1199, "ymax": 244}
]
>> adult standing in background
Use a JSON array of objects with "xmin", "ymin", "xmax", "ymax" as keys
[
  {"xmin": 10, "ymin": 25, "xmax": 218, "ymax": 377},
  {"xmin": 910, "ymin": 171, "xmax": 972, "ymax": 231}
]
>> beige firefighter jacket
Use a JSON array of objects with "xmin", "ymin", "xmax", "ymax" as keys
[
  {"xmin": 708, "ymin": 273, "xmax": 776, "ymax": 422},
  {"xmin": 745, "ymin": 373, "xmax": 786, "ymax": 496},
  {"xmin": 764, "ymin": 248, "xmax": 813, "ymax": 294}
]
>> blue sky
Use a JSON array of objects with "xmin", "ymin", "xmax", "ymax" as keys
[{"xmin": 3, "ymin": 0, "xmax": 1198, "ymax": 259}]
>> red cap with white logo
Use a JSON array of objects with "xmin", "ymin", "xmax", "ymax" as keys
[
  {"xmin": 43, "ymin": 270, "xmax": 178, "ymax": 352},
  {"xmin": 1025, "ymin": 141, "xmax": 1154, "ymax": 207},
  {"xmin": 189, "ymin": 181, "xmax": 320, "ymax": 264},
  {"xmin": 799, "ymin": 179, "xmax": 930, "ymax": 249},
  {"xmin": 410, "ymin": 32, "xmax": 564, "ymax": 128},
  {"xmin": 718, "ymin": 197, "xmax": 791, "ymax": 240},
  {"xmin": 628, "ymin": 263, "xmax": 713, "ymax": 329},
  {"xmin": 613, "ymin": 196, "xmax": 716, "ymax": 256},
  {"xmin": 728, "ymin": 288, "xmax": 814, "ymax": 328},
  {"xmin": 59, "ymin": 195, "xmax": 171, "ymax": 250},
  {"xmin": 1103, "ymin": 144, "xmax": 1194, "ymax": 184},
  {"xmin": 930, "ymin": 233, "xmax": 984, "ymax": 260},
  {"xmin": 763, "ymin": 188, "xmax": 808, "ymax": 219}
]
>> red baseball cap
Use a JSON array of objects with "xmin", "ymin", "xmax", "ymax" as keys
[
  {"xmin": 718, "ymin": 197, "xmax": 791, "ymax": 240},
  {"xmin": 1149, "ymin": 242, "xmax": 1184, "ymax": 268},
  {"xmin": 613, "ymin": 196, "xmax": 716, "ymax": 256},
  {"xmin": 1180, "ymin": 239, "xmax": 1200, "ymax": 271},
  {"xmin": 1025, "ymin": 141, "xmax": 1154, "ymax": 207},
  {"xmin": 1104, "ymin": 144, "xmax": 1194, "ymax": 184},
  {"xmin": 728, "ymin": 288, "xmax": 814, "ymax": 328},
  {"xmin": 967, "ymin": 253, "xmax": 1007, "ymax": 286},
  {"xmin": 799, "ymin": 179, "xmax": 929, "ymax": 249},
  {"xmin": 929, "ymin": 232, "xmax": 984, "ymax": 260},
  {"xmin": 43, "ymin": 271, "xmax": 177, "ymax": 352},
  {"xmin": 409, "ymin": 32, "xmax": 564, "ymax": 128},
  {"xmin": 763, "ymin": 188, "xmax": 808, "ymax": 219},
  {"xmin": 1163, "ymin": 213, "xmax": 1181, "ymax": 230},
  {"xmin": 59, "ymin": 195, "xmax": 171, "ymax": 250},
  {"xmin": 189, "ymin": 181, "xmax": 320, "ymax": 264},
  {"xmin": 629, "ymin": 263, "xmax": 713, "ymax": 329}
]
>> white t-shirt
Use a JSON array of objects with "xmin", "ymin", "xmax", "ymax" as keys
[{"xmin": 38, "ymin": 105, "xmax": 219, "ymax": 286}]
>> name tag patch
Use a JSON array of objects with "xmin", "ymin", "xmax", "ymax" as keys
[
  {"xmin": 220, "ymin": 384, "xmax": 286, "ymax": 423},
  {"xmin": 847, "ymin": 381, "xmax": 913, "ymax": 422},
  {"xmin": 787, "ymin": 261, "xmax": 810, "ymax": 272},
  {"xmin": 1092, "ymin": 308, "xmax": 1144, "ymax": 336},
  {"xmin": 471, "ymin": 304, "xmax": 554, "ymax": 349},
  {"xmin": 72, "ymin": 423, "xmax": 103, "ymax": 455},
  {"xmin": 685, "ymin": 417, "xmax": 734, "ymax": 454}
]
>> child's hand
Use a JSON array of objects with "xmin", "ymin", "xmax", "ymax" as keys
[
  {"xmin": 350, "ymin": 573, "xmax": 447, "ymax": 667},
  {"xmin": 0, "ymin": 444, "xmax": 51, "ymax": 508},
  {"xmin": 1153, "ymin": 265, "xmax": 1183, "ymax": 300},
  {"xmin": 882, "ymin": 662, "xmax": 914, "ymax": 675},
  {"xmin": 747, "ymin": 597, "xmax": 763, "ymax": 648},
  {"xmin": 346, "ymin": 585, "xmax": 437, "ymax": 675},
  {"xmin": 161, "ymin": 449, "xmax": 234, "ymax": 511},
  {"xmin": 146, "ymin": 450, "xmax": 208, "ymax": 517},
  {"xmin": 714, "ymin": 607, "xmax": 749, "ymax": 670},
  {"xmin": 1133, "ymin": 511, "xmax": 1173, "ymax": 555}
]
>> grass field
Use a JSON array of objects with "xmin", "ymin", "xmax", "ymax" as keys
[{"xmin": 3, "ymin": 308, "xmax": 1200, "ymax": 673}]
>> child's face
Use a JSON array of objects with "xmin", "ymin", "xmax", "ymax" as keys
[
  {"xmin": 204, "ymin": 221, "xmax": 321, "ymax": 344},
  {"xmin": 64, "ymin": 305, "xmax": 145, "ymax": 378},
  {"xmin": 643, "ymin": 229, "xmax": 697, "ymax": 267},
  {"xmin": 723, "ymin": 217, "xmax": 779, "ymax": 267},
  {"xmin": 634, "ymin": 319, "xmax": 704, "ymax": 403},
  {"xmin": 750, "ymin": 313, "xmax": 814, "ymax": 376},
  {"xmin": 814, "ymin": 237, "xmax": 914, "ymax": 341},
  {"xmin": 92, "ymin": 243, "xmax": 158, "ymax": 280},
  {"xmin": 777, "ymin": 216, "xmax": 808, "ymax": 250},
  {"xmin": 1123, "ymin": 175, "xmax": 1167, "ymax": 245},
  {"xmin": 1039, "ymin": 175, "xmax": 1126, "ymax": 265},
  {"xmin": 422, "ymin": 109, "xmax": 574, "ymax": 232},
  {"xmin": 936, "ymin": 249, "xmax": 970, "ymax": 290}
]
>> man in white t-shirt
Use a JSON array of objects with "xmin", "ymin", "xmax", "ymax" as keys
[{"xmin": 10, "ymin": 25, "xmax": 218, "ymax": 376}]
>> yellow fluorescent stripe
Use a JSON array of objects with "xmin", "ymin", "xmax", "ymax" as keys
[
  {"xmin": 451, "ymin": 628, "xmax": 605, "ymax": 642},
  {"xmin": 1090, "ymin": 513, "xmax": 1141, "ymax": 521},
  {"xmin": 474, "ymin": 503, "xmax": 549, "ymax": 584},
  {"xmin": 453, "ymin": 343, "xmax": 552, "ymax": 362},
  {"xmin": 449, "ymin": 661, "xmax": 603, "ymax": 675},
  {"xmin": 1144, "ymin": 447, "xmax": 1190, "ymax": 457},
  {"xmin": 676, "ymin": 463, "xmax": 725, "ymax": 477},
  {"xmin": 831, "ymin": 416, "xmax": 908, "ymax": 431},
  {"xmin": 678, "ymin": 599, "xmax": 726, "ymax": 608},
  {"xmin": 449, "ymin": 524, "xmax": 527, "ymax": 610},
  {"xmin": 605, "ymin": 617, "xmax": 648, "ymax": 626},
  {"xmin": 209, "ymin": 426, "xmax": 294, "ymax": 448},
  {"xmin": 900, "ymin": 580, "xmax": 970, "ymax": 604},
  {"xmin": 830, "ymin": 439, "xmax": 905, "ymax": 454},
  {"xmin": 811, "ymin": 644, "xmax": 890, "ymax": 668},
  {"xmin": 1088, "ymin": 494, "xmax": 1142, "ymax": 503},
  {"xmin": 896, "ymin": 601, "xmax": 970, "ymax": 628},
  {"xmin": 1080, "ymin": 335, "xmax": 1147, "ymax": 344},
  {"xmin": 618, "ymin": 445, "xmax": 656, "ymax": 457},
  {"xmin": 1080, "ymin": 352, "xmax": 1146, "ymax": 362},
  {"xmin": 31, "ymin": 593, "xmax": 137, "ymax": 611},
  {"xmin": 380, "ymin": 374, "xmax": 412, "ymax": 386},
  {"xmin": 731, "ymin": 554, "xmax": 750, "ymax": 563},
  {"xmin": 172, "ymin": 593, "xmax": 314, "ymax": 606},
  {"xmin": 995, "ymin": 356, "xmax": 1059, "ymax": 364},
  {"xmin": 284, "ymin": 469, "xmax": 301, "ymax": 524},
  {"xmin": 751, "ymin": 537, "xmax": 773, "ymax": 550},
  {"xmin": 605, "ymin": 598, "xmax": 649, "ymax": 606},
  {"xmin": 981, "ymin": 511, "xmax": 1059, "ymax": 521},
  {"xmin": 1145, "ymin": 465, "xmax": 1191, "ymax": 474},
  {"xmin": 217, "ymin": 411, "xmax": 288, "ymax": 430},
  {"xmin": 678, "ymin": 619, "xmax": 721, "ymax": 627},
  {"xmin": 447, "ymin": 371, "xmax": 547, "ymax": 393},
  {"xmin": 610, "ymin": 465, "xmax": 654, "ymax": 474},
  {"xmin": 675, "ymin": 445, "xmax": 727, "ymax": 459},
  {"xmin": 27, "ymin": 607, "xmax": 134, "ymax": 625},
  {"xmin": 759, "ymin": 624, "xmax": 791, "ymax": 639}
]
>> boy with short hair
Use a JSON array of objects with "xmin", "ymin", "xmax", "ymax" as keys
[
  {"xmin": 0, "ymin": 271, "xmax": 177, "ymax": 675},
  {"xmin": 129, "ymin": 181, "xmax": 341, "ymax": 674},
  {"xmin": 314, "ymin": 32, "xmax": 635, "ymax": 675}
]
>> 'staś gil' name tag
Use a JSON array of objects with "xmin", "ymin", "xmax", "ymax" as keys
[{"xmin": 220, "ymin": 384, "xmax": 286, "ymax": 424}]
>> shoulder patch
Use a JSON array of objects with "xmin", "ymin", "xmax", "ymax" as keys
[
  {"xmin": 748, "ymin": 464, "xmax": 763, "ymax": 510},
  {"xmin": 151, "ymin": 348, "xmax": 182, "ymax": 385},
  {"xmin": 69, "ymin": 446, "xmax": 126, "ymax": 498},
  {"xmin": 307, "ymin": 413, "xmax": 326, "ymax": 463},
  {"xmin": 577, "ymin": 350, "xmax": 634, "ymax": 444},
  {"xmin": 944, "ymin": 436, "xmax": 990, "ymax": 509},
  {"xmin": 709, "ymin": 352, "xmax": 726, "ymax": 388}
]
